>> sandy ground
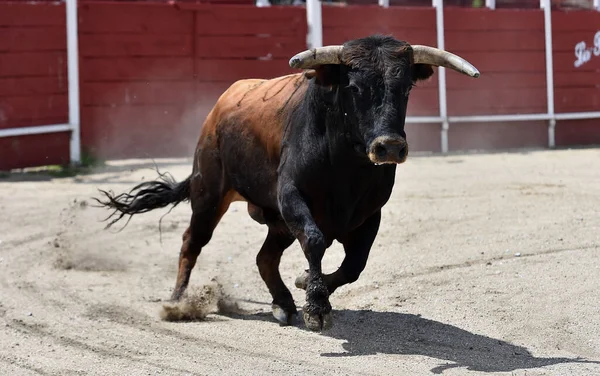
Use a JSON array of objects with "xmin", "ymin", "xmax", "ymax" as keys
[{"xmin": 1, "ymin": 147, "xmax": 599, "ymax": 375}]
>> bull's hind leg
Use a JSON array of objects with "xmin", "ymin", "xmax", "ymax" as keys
[
  {"xmin": 170, "ymin": 178, "xmax": 236, "ymax": 301},
  {"xmin": 295, "ymin": 210, "xmax": 381, "ymax": 295},
  {"xmin": 171, "ymin": 203, "xmax": 221, "ymax": 300},
  {"xmin": 256, "ymin": 225, "xmax": 296, "ymax": 325}
]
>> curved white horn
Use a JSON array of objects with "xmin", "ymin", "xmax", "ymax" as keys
[
  {"xmin": 288, "ymin": 46, "xmax": 344, "ymax": 69},
  {"xmin": 412, "ymin": 45, "xmax": 480, "ymax": 78}
]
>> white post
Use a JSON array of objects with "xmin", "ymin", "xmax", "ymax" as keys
[
  {"xmin": 485, "ymin": 0, "xmax": 496, "ymax": 9},
  {"xmin": 595, "ymin": 0, "xmax": 600, "ymax": 11},
  {"xmin": 379, "ymin": 0, "xmax": 390, "ymax": 8},
  {"xmin": 306, "ymin": 0, "xmax": 323, "ymax": 48},
  {"xmin": 541, "ymin": 0, "xmax": 556, "ymax": 148},
  {"xmin": 433, "ymin": 0, "xmax": 449, "ymax": 153},
  {"xmin": 256, "ymin": 0, "xmax": 271, "ymax": 7},
  {"xmin": 66, "ymin": 0, "xmax": 81, "ymax": 164}
]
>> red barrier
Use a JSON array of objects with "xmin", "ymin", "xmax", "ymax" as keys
[
  {"xmin": 79, "ymin": 3, "xmax": 306, "ymax": 160},
  {"xmin": 444, "ymin": 8, "xmax": 549, "ymax": 151},
  {"xmin": 0, "ymin": 2, "xmax": 69, "ymax": 170},
  {"xmin": 552, "ymin": 10, "xmax": 600, "ymax": 146},
  {"xmin": 0, "ymin": 1, "xmax": 599, "ymax": 170}
]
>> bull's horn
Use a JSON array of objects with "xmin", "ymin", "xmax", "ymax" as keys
[
  {"xmin": 412, "ymin": 45, "xmax": 480, "ymax": 78},
  {"xmin": 288, "ymin": 45, "xmax": 344, "ymax": 69}
]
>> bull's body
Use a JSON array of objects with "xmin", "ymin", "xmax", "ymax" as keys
[
  {"xmin": 201, "ymin": 71, "xmax": 395, "ymax": 238},
  {"xmin": 97, "ymin": 35, "xmax": 479, "ymax": 331}
]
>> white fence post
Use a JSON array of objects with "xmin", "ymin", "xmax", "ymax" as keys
[
  {"xmin": 541, "ymin": 0, "xmax": 556, "ymax": 148},
  {"xmin": 594, "ymin": 0, "xmax": 600, "ymax": 11},
  {"xmin": 485, "ymin": 0, "xmax": 496, "ymax": 9},
  {"xmin": 66, "ymin": 0, "xmax": 81, "ymax": 164},
  {"xmin": 379, "ymin": 0, "xmax": 390, "ymax": 8},
  {"xmin": 306, "ymin": 0, "xmax": 323, "ymax": 48},
  {"xmin": 433, "ymin": 0, "xmax": 449, "ymax": 153},
  {"xmin": 256, "ymin": 0, "xmax": 271, "ymax": 7}
]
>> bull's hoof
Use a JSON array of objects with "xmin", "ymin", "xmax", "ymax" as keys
[
  {"xmin": 294, "ymin": 270, "xmax": 309, "ymax": 290},
  {"xmin": 272, "ymin": 304, "xmax": 296, "ymax": 326},
  {"xmin": 302, "ymin": 309, "xmax": 333, "ymax": 332}
]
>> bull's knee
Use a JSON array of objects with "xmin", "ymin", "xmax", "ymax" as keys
[{"xmin": 301, "ymin": 228, "xmax": 326, "ymax": 263}]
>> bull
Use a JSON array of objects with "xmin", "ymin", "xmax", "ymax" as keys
[{"xmin": 96, "ymin": 35, "xmax": 479, "ymax": 331}]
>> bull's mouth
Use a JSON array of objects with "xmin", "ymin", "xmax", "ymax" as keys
[
  {"xmin": 367, "ymin": 136, "xmax": 408, "ymax": 165},
  {"xmin": 368, "ymin": 153, "xmax": 408, "ymax": 165}
]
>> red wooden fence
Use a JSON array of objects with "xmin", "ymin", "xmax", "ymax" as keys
[
  {"xmin": 0, "ymin": 2, "xmax": 70, "ymax": 170},
  {"xmin": 0, "ymin": 1, "xmax": 599, "ymax": 171},
  {"xmin": 552, "ymin": 10, "xmax": 600, "ymax": 146},
  {"xmin": 444, "ymin": 8, "xmax": 549, "ymax": 150},
  {"xmin": 79, "ymin": 2, "xmax": 306, "ymax": 160}
]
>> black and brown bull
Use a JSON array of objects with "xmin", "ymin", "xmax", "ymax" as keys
[{"xmin": 96, "ymin": 35, "xmax": 479, "ymax": 331}]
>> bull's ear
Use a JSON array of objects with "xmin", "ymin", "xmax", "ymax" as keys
[
  {"xmin": 412, "ymin": 63, "xmax": 434, "ymax": 82},
  {"xmin": 312, "ymin": 64, "xmax": 342, "ymax": 86}
]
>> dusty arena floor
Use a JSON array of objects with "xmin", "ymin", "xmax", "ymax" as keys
[{"xmin": 1, "ymin": 148, "xmax": 599, "ymax": 375}]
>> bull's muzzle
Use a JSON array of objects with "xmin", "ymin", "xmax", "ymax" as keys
[{"xmin": 368, "ymin": 136, "xmax": 408, "ymax": 165}]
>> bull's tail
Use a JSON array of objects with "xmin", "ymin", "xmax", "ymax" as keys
[{"xmin": 94, "ymin": 170, "xmax": 192, "ymax": 229}]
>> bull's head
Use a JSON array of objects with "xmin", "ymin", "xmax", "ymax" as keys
[{"xmin": 289, "ymin": 35, "xmax": 479, "ymax": 165}]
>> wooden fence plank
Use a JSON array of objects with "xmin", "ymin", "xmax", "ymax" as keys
[
  {"xmin": 0, "ymin": 28, "xmax": 66, "ymax": 53},
  {"xmin": 81, "ymin": 82, "xmax": 196, "ymax": 106},
  {"xmin": 195, "ymin": 59, "xmax": 296, "ymax": 81},
  {"xmin": 80, "ymin": 57, "xmax": 194, "ymax": 81},
  {"xmin": 0, "ymin": 52, "xmax": 66, "ymax": 78},
  {"xmin": 79, "ymin": 34, "xmax": 193, "ymax": 57},
  {"xmin": 0, "ymin": 3, "xmax": 64, "ymax": 27},
  {"xmin": 79, "ymin": 3, "xmax": 192, "ymax": 34},
  {"xmin": 449, "ymin": 121, "xmax": 548, "ymax": 151},
  {"xmin": 195, "ymin": 6, "xmax": 306, "ymax": 36},
  {"xmin": 0, "ymin": 133, "xmax": 69, "ymax": 171},
  {"xmin": 445, "ymin": 8, "xmax": 543, "ymax": 31},
  {"xmin": 195, "ymin": 36, "xmax": 305, "ymax": 59},
  {"xmin": 0, "ymin": 77, "xmax": 67, "ymax": 97},
  {"xmin": 0, "ymin": 95, "xmax": 68, "ymax": 128}
]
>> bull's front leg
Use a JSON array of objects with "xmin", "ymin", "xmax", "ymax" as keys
[{"xmin": 277, "ymin": 181, "xmax": 332, "ymax": 331}]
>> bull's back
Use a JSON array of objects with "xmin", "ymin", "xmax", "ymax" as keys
[{"xmin": 215, "ymin": 73, "xmax": 307, "ymax": 157}]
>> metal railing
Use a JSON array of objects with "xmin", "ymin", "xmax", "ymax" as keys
[{"xmin": 0, "ymin": 0, "xmax": 81, "ymax": 164}]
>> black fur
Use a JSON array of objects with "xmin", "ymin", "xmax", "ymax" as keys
[{"xmin": 94, "ymin": 170, "xmax": 191, "ymax": 229}]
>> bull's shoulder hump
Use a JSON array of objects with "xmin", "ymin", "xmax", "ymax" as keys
[{"xmin": 215, "ymin": 73, "xmax": 307, "ymax": 114}]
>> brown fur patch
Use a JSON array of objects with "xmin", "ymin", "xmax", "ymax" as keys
[{"xmin": 200, "ymin": 73, "xmax": 308, "ymax": 163}]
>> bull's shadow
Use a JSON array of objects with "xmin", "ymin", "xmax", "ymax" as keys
[
  {"xmin": 225, "ymin": 308, "xmax": 598, "ymax": 374},
  {"xmin": 322, "ymin": 309, "xmax": 598, "ymax": 373}
]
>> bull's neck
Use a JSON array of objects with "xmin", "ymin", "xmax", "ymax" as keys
[{"xmin": 304, "ymin": 87, "xmax": 369, "ymax": 166}]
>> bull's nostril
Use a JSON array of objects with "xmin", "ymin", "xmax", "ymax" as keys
[
  {"xmin": 398, "ymin": 145, "xmax": 406, "ymax": 158},
  {"xmin": 374, "ymin": 144, "xmax": 387, "ymax": 158}
]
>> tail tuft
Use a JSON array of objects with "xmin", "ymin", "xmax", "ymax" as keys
[{"xmin": 94, "ymin": 169, "xmax": 191, "ymax": 229}]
